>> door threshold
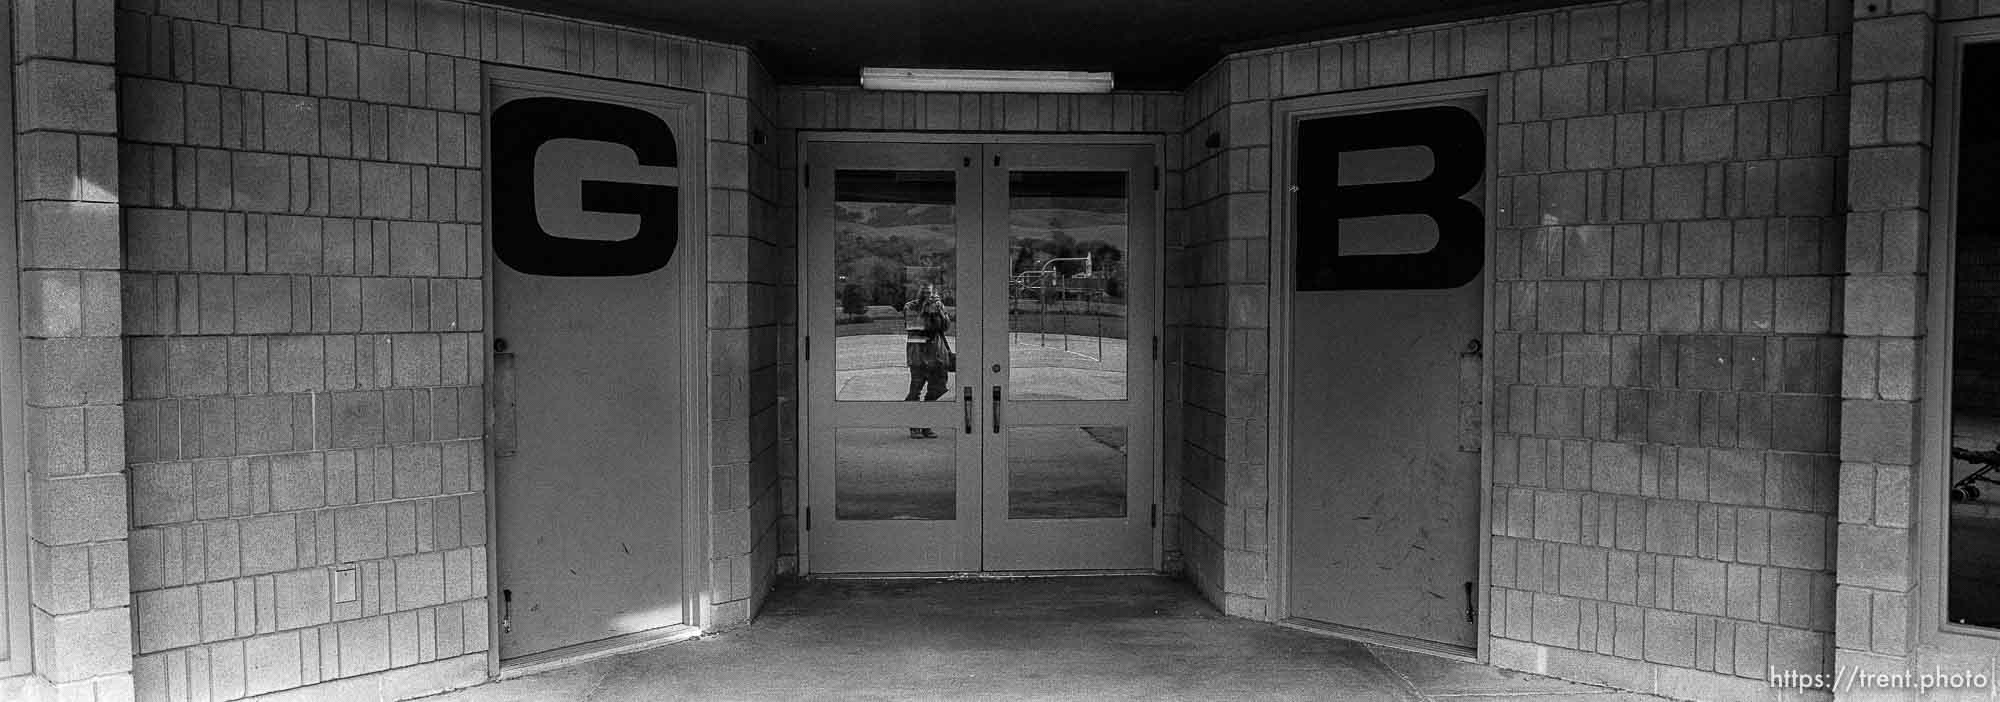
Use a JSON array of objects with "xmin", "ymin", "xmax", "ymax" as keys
[
  {"xmin": 1280, "ymin": 616, "xmax": 1478, "ymax": 663},
  {"xmin": 809, "ymin": 569, "xmax": 1159, "ymax": 580},
  {"xmin": 499, "ymin": 624, "xmax": 702, "ymax": 679}
]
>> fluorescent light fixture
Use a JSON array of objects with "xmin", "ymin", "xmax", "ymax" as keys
[{"xmin": 860, "ymin": 68, "xmax": 1114, "ymax": 93}]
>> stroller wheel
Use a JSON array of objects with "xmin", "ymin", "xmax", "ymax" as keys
[
  {"xmin": 1969, "ymin": 486, "xmax": 1983, "ymax": 501},
  {"xmin": 1955, "ymin": 486, "xmax": 1978, "ymax": 502}
]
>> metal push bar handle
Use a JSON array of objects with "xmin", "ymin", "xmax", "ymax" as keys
[
  {"xmin": 963, "ymin": 388, "xmax": 973, "ymax": 434},
  {"xmin": 992, "ymin": 386, "xmax": 1002, "ymax": 434}
]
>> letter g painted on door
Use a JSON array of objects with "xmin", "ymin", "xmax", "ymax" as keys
[{"xmin": 490, "ymin": 96, "xmax": 681, "ymax": 277}]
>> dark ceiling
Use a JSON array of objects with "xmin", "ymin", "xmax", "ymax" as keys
[{"xmin": 489, "ymin": 0, "xmax": 1585, "ymax": 90}]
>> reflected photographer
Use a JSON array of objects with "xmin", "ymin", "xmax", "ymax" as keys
[{"xmin": 902, "ymin": 284, "xmax": 954, "ymax": 438}]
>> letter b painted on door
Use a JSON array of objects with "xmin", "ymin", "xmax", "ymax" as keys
[{"xmin": 1295, "ymin": 105, "xmax": 1484, "ymax": 291}]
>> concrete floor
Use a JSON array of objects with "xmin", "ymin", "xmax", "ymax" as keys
[{"xmin": 424, "ymin": 576, "xmax": 1671, "ymax": 702}]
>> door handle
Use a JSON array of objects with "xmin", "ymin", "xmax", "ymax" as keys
[
  {"xmin": 1464, "ymin": 581, "xmax": 1477, "ymax": 623},
  {"xmin": 493, "ymin": 352, "xmax": 518, "ymax": 458},
  {"xmin": 963, "ymin": 387, "xmax": 974, "ymax": 434},
  {"xmin": 992, "ymin": 386, "xmax": 1002, "ymax": 434},
  {"xmin": 1458, "ymin": 338, "xmax": 1482, "ymax": 453}
]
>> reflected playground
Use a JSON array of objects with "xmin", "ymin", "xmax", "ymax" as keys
[{"xmin": 831, "ymin": 331, "xmax": 1130, "ymax": 520}]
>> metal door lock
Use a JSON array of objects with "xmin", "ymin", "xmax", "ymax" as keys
[{"xmin": 494, "ymin": 338, "xmax": 509, "ymax": 353}]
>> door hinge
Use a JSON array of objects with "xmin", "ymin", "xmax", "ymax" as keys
[
  {"xmin": 1152, "ymin": 335, "xmax": 1159, "ymax": 361},
  {"xmin": 804, "ymin": 335, "xmax": 810, "ymax": 361},
  {"xmin": 804, "ymin": 165, "xmax": 810, "ymax": 189},
  {"xmin": 806, "ymin": 507, "xmax": 813, "ymax": 531},
  {"xmin": 1150, "ymin": 504, "xmax": 1157, "ymax": 528},
  {"xmin": 1465, "ymin": 581, "xmax": 1478, "ymax": 623},
  {"xmin": 993, "ymin": 155, "xmax": 1001, "ymax": 167},
  {"xmin": 1153, "ymin": 166, "xmax": 1160, "ymax": 191}
]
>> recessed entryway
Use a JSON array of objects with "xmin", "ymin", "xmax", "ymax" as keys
[{"xmin": 800, "ymin": 137, "xmax": 1160, "ymax": 573}]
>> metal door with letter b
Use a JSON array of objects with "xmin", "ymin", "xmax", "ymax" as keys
[{"xmin": 1283, "ymin": 86, "xmax": 1490, "ymax": 654}]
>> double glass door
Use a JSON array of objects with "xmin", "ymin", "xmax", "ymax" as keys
[{"xmin": 804, "ymin": 140, "xmax": 1157, "ymax": 573}]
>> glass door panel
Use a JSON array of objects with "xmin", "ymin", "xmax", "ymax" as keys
[
  {"xmin": 836, "ymin": 427, "xmax": 956, "ymax": 520},
  {"xmin": 980, "ymin": 145, "xmax": 1156, "ymax": 571},
  {"xmin": 1006, "ymin": 425, "xmax": 1128, "ymax": 519},
  {"xmin": 832, "ymin": 169, "xmax": 961, "ymax": 403},
  {"xmin": 806, "ymin": 143, "xmax": 982, "ymax": 572},
  {"xmin": 1005, "ymin": 170, "xmax": 1131, "ymax": 402}
]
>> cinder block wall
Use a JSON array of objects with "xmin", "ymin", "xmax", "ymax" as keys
[
  {"xmin": 1190, "ymin": 0, "xmax": 1855, "ymax": 697},
  {"xmin": 116, "ymin": 0, "xmax": 497, "ymax": 690},
  {"xmin": 18, "ymin": 0, "xmax": 135, "ymax": 698},
  {"xmin": 696, "ymin": 43, "xmax": 779, "ymax": 631},
  {"xmin": 732, "ymin": 56, "xmax": 788, "ymax": 609},
  {"xmin": 770, "ymin": 88, "xmax": 1186, "ymax": 572},
  {"xmin": 106, "ymin": 0, "xmax": 766, "ymax": 698},
  {"xmin": 1173, "ymin": 61, "xmax": 1270, "ymax": 616},
  {"xmin": 1833, "ymin": 0, "xmax": 2000, "ymax": 693}
]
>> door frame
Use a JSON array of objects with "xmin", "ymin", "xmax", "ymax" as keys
[
  {"xmin": 1919, "ymin": 15, "xmax": 2000, "ymax": 661},
  {"xmin": 1266, "ymin": 76, "xmax": 1498, "ymax": 662},
  {"xmin": 0, "ymin": 0, "xmax": 27, "ymax": 676},
  {"xmin": 480, "ymin": 65, "xmax": 711, "ymax": 676},
  {"xmin": 799, "ymin": 141, "xmax": 985, "ymax": 574},
  {"xmin": 794, "ymin": 131, "xmax": 1166, "ymax": 575}
]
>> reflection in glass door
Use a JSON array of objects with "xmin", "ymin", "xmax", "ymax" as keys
[
  {"xmin": 805, "ymin": 143, "xmax": 983, "ymax": 572},
  {"xmin": 828, "ymin": 169, "xmax": 962, "ymax": 521},
  {"xmin": 804, "ymin": 140, "xmax": 1157, "ymax": 573},
  {"xmin": 1003, "ymin": 170, "xmax": 1131, "ymax": 522},
  {"xmin": 980, "ymin": 147, "xmax": 1155, "ymax": 571}
]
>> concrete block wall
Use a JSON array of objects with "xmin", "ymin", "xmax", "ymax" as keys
[
  {"xmin": 18, "ymin": 0, "xmax": 136, "ymax": 698},
  {"xmin": 1173, "ymin": 61, "xmax": 1272, "ymax": 617},
  {"xmin": 1476, "ymin": 3, "xmax": 1851, "ymax": 695},
  {"xmin": 1830, "ymin": 1, "xmax": 2000, "ymax": 698},
  {"xmin": 1211, "ymin": 0, "xmax": 1856, "ymax": 697},
  {"xmin": 1832, "ymin": 0, "xmax": 1932, "ymax": 690},
  {"xmin": 747, "ymin": 60, "xmax": 796, "ymax": 583},
  {"xmin": 112, "ymin": 0, "xmax": 495, "ymax": 695},
  {"xmin": 695, "ymin": 40, "xmax": 765, "ymax": 631},
  {"xmin": 101, "ymin": 0, "xmax": 761, "ymax": 698},
  {"xmin": 719, "ymin": 54, "xmax": 787, "ymax": 620},
  {"xmin": 772, "ymin": 87, "xmax": 1185, "ymax": 572}
]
